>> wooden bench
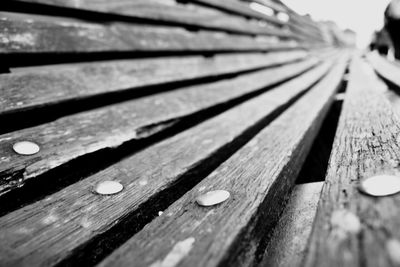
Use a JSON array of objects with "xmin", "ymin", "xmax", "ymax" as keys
[{"xmin": 0, "ymin": 0, "xmax": 367, "ymax": 266}]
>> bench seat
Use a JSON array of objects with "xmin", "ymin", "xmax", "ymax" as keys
[{"xmin": 0, "ymin": 0, "xmax": 378, "ymax": 266}]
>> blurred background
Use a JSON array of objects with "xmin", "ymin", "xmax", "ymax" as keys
[{"xmin": 281, "ymin": 0, "xmax": 391, "ymax": 48}]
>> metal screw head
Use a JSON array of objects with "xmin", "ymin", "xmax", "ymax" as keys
[
  {"xmin": 13, "ymin": 141, "xmax": 40, "ymax": 155},
  {"xmin": 94, "ymin": 181, "xmax": 123, "ymax": 195},
  {"xmin": 359, "ymin": 175, "xmax": 400, "ymax": 197},
  {"xmin": 196, "ymin": 190, "xmax": 230, "ymax": 207}
]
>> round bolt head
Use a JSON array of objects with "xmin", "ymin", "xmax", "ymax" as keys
[
  {"xmin": 95, "ymin": 181, "xmax": 123, "ymax": 195},
  {"xmin": 196, "ymin": 190, "xmax": 230, "ymax": 207},
  {"xmin": 359, "ymin": 175, "xmax": 400, "ymax": 197},
  {"xmin": 13, "ymin": 141, "xmax": 40, "ymax": 155}
]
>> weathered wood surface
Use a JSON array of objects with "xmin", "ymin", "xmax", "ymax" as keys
[
  {"xmin": 252, "ymin": 0, "xmax": 287, "ymax": 13},
  {"xmin": 10, "ymin": 0, "xmax": 293, "ymax": 37},
  {"xmin": 0, "ymin": 57, "xmax": 324, "ymax": 196},
  {"xmin": 187, "ymin": 0, "xmax": 285, "ymax": 26},
  {"xmin": 0, "ymin": 12, "xmax": 298, "ymax": 54},
  {"xmin": 260, "ymin": 182, "xmax": 324, "ymax": 267},
  {"xmin": 97, "ymin": 55, "xmax": 348, "ymax": 267},
  {"xmin": 0, "ymin": 56, "xmax": 340, "ymax": 267},
  {"xmin": 368, "ymin": 52, "xmax": 400, "ymax": 88},
  {"xmin": 0, "ymin": 50, "xmax": 307, "ymax": 116},
  {"xmin": 290, "ymin": 23, "xmax": 323, "ymax": 43},
  {"xmin": 303, "ymin": 56, "xmax": 400, "ymax": 266}
]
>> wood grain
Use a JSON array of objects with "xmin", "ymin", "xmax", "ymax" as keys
[
  {"xmin": 11, "ymin": 0, "xmax": 293, "ymax": 37},
  {"xmin": 0, "ymin": 56, "xmax": 339, "ymax": 267},
  {"xmin": 0, "ymin": 12, "xmax": 298, "ymax": 54},
  {"xmin": 0, "ymin": 50, "xmax": 307, "ymax": 116},
  {"xmin": 252, "ymin": 0, "xmax": 287, "ymax": 13},
  {"xmin": 97, "ymin": 54, "xmax": 348, "ymax": 267},
  {"xmin": 187, "ymin": 0, "xmax": 285, "ymax": 26},
  {"xmin": 0, "ymin": 57, "xmax": 323, "ymax": 196},
  {"xmin": 260, "ymin": 182, "xmax": 324, "ymax": 267},
  {"xmin": 303, "ymin": 56, "xmax": 400, "ymax": 266}
]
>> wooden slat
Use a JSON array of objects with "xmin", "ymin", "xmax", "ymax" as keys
[
  {"xmin": 290, "ymin": 23, "xmax": 323, "ymax": 43},
  {"xmin": 11, "ymin": 0, "xmax": 293, "ymax": 37},
  {"xmin": 252, "ymin": 0, "xmax": 287, "ymax": 13},
  {"xmin": 260, "ymin": 182, "xmax": 324, "ymax": 267},
  {"xmin": 188, "ymin": 0, "xmax": 285, "ymax": 26},
  {"xmin": 0, "ymin": 50, "xmax": 307, "ymax": 116},
  {"xmin": 98, "ymin": 55, "xmax": 348, "ymax": 267},
  {"xmin": 368, "ymin": 52, "xmax": 400, "ymax": 88},
  {"xmin": 0, "ymin": 12, "xmax": 298, "ymax": 54},
  {"xmin": 0, "ymin": 57, "xmax": 323, "ymax": 196},
  {"xmin": 0, "ymin": 56, "xmax": 339, "ymax": 267},
  {"xmin": 303, "ymin": 56, "xmax": 400, "ymax": 266}
]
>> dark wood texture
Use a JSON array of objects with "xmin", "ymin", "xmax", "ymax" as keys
[
  {"xmin": 11, "ymin": 0, "xmax": 292, "ymax": 37},
  {"xmin": 0, "ymin": 56, "xmax": 339, "ymax": 267},
  {"xmin": 260, "ymin": 182, "xmax": 324, "ymax": 267},
  {"xmin": 97, "ymin": 55, "xmax": 347, "ymax": 267},
  {"xmin": 0, "ymin": 57, "xmax": 324, "ymax": 196},
  {"xmin": 0, "ymin": 50, "xmax": 307, "ymax": 116},
  {"xmin": 303, "ymin": 56, "xmax": 400, "ymax": 266},
  {"xmin": 0, "ymin": 12, "xmax": 298, "ymax": 54}
]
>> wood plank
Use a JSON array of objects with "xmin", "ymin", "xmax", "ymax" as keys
[
  {"xmin": 98, "ymin": 54, "xmax": 348, "ymax": 267},
  {"xmin": 11, "ymin": 0, "xmax": 293, "ymax": 37},
  {"xmin": 0, "ymin": 56, "xmax": 340, "ymax": 267},
  {"xmin": 187, "ymin": 0, "xmax": 285, "ymax": 26},
  {"xmin": 303, "ymin": 56, "xmax": 400, "ymax": 266},
  {"xmin": 252, "ymin": 0, "xmax": 288, "ymax": 13},
  {"xmin": 0, "ymin": 12, "xmax": 298, "ymax": 54},
  {"xmin": 368, "ymin": 52, "xmax": 400, "ymax": 88},
  {"xmin": 0, "ymin": 50, "xmax": 308, "ymax": 116},
  {"xmin": 0, "ymin": 57, "xmax": 324, "ymax": 196},
  {"xmin": 260, "ymin": 182, "xmax": 324, "ymax": 267}
]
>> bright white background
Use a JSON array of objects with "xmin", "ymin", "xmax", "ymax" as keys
[{"xmin": 281, "ymin": 0, "xmax": 391, "ymax": 48}]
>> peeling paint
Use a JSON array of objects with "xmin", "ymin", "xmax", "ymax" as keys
[{"xmin": 149, "ymin": 237, "xmax": 195, "ymax": 267}]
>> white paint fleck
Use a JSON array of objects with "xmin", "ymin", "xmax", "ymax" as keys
[
  {"xmin": 80, "ymin": 217, "xmax": 92, "ymax": 228},
  {"xmin": 330, "ymin": 209, "xmax": 361, "ymax": 238},
  {"xmin": 387, "ymin": 239, "xmax": 400, "ymax": 264},
  {"xmin": 0, "ymin": 157, "xmax": 9, "ymax": 162},
  {"xmin": 198, "ymin": 186, "xmax": 206, "ymax": 192},
  {"xmin": 139, "ymin": 180, "xmax": 148, "ymax": 186},
  {"xmin": 43, "ymin": 213, "xmax": 58, "ymax": 225},
  {"xmin": 201, "ymin": 139, "xmax": 213, "ymax": 145},
  {"xmin": 0, "ymin": 33, "xmax": 35, "ymax": 46},
  {"xmin": 0, "ymin": 137, "xmax": 12, "ymax": 142},
  {"xmin": 149, "ymin": 237, "xmax": 195, "ymax": 267}
]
